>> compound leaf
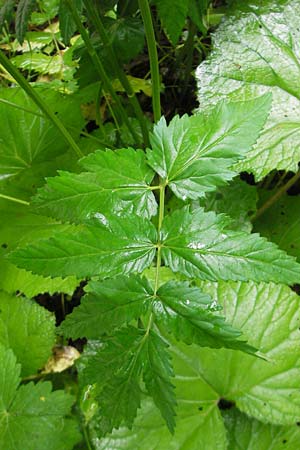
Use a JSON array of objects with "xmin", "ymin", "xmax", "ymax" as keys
[
  {"xmin": 15, "ymin": 0, "xmax": 36, "ymax": 44},
  {"xmin": 0, "ymin": 291, "xmax": 55, "ymax": 377},
  {"xmin": 154, "ymin": 281, "xmax": 256, "ymax": 354},
  {"xmin": 147, "ymin": 95, "xmax": 271, "ymax": 200},
  {"xmin": 33, "ymin": 148, "xmax": 157, "ymax": 222},
  {"xmin": 161, "ymin": 207, "xmax": 300, "ymax": 284},
  {"xmin": 8, "ymin": 214, "xmax": 157, "ymax": 278},
  {"xmin": 61, "ymin": 275, "xmax": 153, "ymax": 338},
  {"xmin": 196, "ymin": 0, "xmax": 300, "ymax": 179},
  {"xmin": 0, "ymin": 346, "xmax": 79, "ymax": 450}
]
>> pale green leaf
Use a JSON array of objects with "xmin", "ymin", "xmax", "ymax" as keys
[
  {"xmin": 33, "ymin": 148, "xmax": 157, "ymax": 222},
  {"xmin": 0, "ymin": 346, "xmax": 79, "ymax": 450},
  {"xmin": 224, "ymin": 409, "xmax": 300, "ymax": 450},
  {"xmin": 196, "ymin": 0, "xmax": 300, "ymax": 179},
  {"xmin": 0, "ymin": 291, "xmax": 55, "ymax": 377},
  {"xmin": 8, "ymin": 214, "xmax": 157, "ymax": 278},
  {"xmin": 61, "ymin": 275, "xmax": 153, "ymax": 338},
  {"xmin": 147, "ymin": 95, "xmax": 271, "ymax": 200},
  {"xmin": 143, "ymin": 331, "xmax": 176, "ymax": 434},
  {"xmin": 254, "ymin": 190, "xmax": 300, "ymax": 261},
  {"xmin": 153, "ymin": 0, "xmax": 190, "ymax": 44},
  {"xmin": 161, "ymin": 207, "xmax": 300, "ymax": 284},
  {"xmin": 154, "ymin": 281, "xmax": 256, "ymax": 354}
]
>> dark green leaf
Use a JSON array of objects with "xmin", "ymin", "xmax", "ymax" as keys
[
  {"xmin": 59, "ymin": 0, "xmax": 83, "ymax": 45},
  {"xmin": 16, "ymin": 0, "xmax": 36, "ymax": 44},
  {"xmin": 61, "ymin": 275, "xmax": 153, "ymax": 338},
  {"xmin": 33, "ymin": 148, "xmax": 157, "ymax": 222},
  {"xmin": 147, "ymin": 95, "xmax": 271, "ymax": 200},
  {"xmin": 8, "ymin": 214, "xmax": 157, "ymax": 278},
  {"xmin": 0, "ymin": 346, "xmax": 79, "ymax": 450},
  {"xmin": 0, "ymin": 0, "xmax": 15, "ymax": 29},
  {"xmin": 161, "ymin": 207, "xmax": 300, "ymax": 284},
  {"xmin": 154, "ymin": 281, "xmax": 255, "ymax": 354},
  {"xmin": 153, "ymin": 0, "xmax": 190, "ymax": 44},
  {"xmin": 82, "ymin": 327, "xmax": 145, "ymax": 434},
  {"xmin": 143, "ymin": 331, "xmax": 176, "ymax": 434}
]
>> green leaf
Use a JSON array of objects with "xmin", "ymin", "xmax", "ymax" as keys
[
  {"xmin": 147, "ymin": 95, "xmax": 271, "ymax": 200},
  {"xmin": 196, "ymin": 1, "xmax": 300, "ymax": 180},
  {"xmin": 0, "ymin": 346, "xmax": 79, "ymax": 450},
  {"xmin": 59, "ymin": 0, "xmax": 82, "ymax": 45},
  {"xmin": 143, "ymin": 331, "xmax": 176, "ymax": 434},
  {"xmin": 33, "ymin": 148, "xmax": 157, "ymax": 222},
  {"xmin": 82, "ymin": 327, "xmax": 145, "ymax": 434},
  {"xmin": 254, "ymin": 190, "xmax": 300, "ymax": 261},
  {"xmin": 96, "ymin": 280, "xmax": 300, "ymax": 447},
  {"xmin": 154, "ymin": 281, "xmax": 256, "ymax": 354},
  {"xmin": 153, "ymin": 0, "xmax": 190, "ymax": 44},
  {"xmin": 224, "ymin": 409, "xmax": 300, "ymax": 450},
  {"xmin": 8, "ymin": 214, "xmax": 157, "ymax": 278},
  {"xmin": 0, "ymin": 0, "xmax": 15, "ymax": 29},
  {"xmin": 199, "ymin": 178, "xmax": 257, "ymax": 232},
  {"xmin": 161, "ymin": 207, "xmax": 300, "ymax": 284},
  {"xmin": 15, "ymin": 0, "xmax": 36, "ymax": 44},
  {"xmin": 61, "ymin": 275, "xmax": 153, "ymax": 338},
  {"xmin": 0, "ymin": 291, "xmax": 55, "ymax": 377}
]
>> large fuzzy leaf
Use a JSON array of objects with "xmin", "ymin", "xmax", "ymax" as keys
[
  {"xmin": 61, "ymin": 275, "xmax": 153, "ymax": 338},
  {"xmin": 161, "ymin": 207, "xmax": 300, "ymax": 284},
  {"xmin": 97, "ymin": 280, "xmax": 300, "ymax": 447},
  {"xmin": 0, "ymin": 346, "xmax": 80, "ymax": 450},
  {"xmin": 154, "ymin": 280, "xmax": 256, "ymax": 354},
  {"xmin": 8, "ymin": 214, "xmax": 157, "ymax": 278},
  {"xmin": 33, "ymin": 148, "xmax": 157, "ymax": 222},
  {"xmin": 196, "ymin": 0, "xmax": 300, "ymax": 180},
  {"xmin": 254, "ymin": 190, "xmax": 300, "ymax": 261},
  {"xmin": 224, "ymin": 409, "xmax": 300, "ymax": 450},
  {"xmin": 153, "ymin": 0, "xmax": 190, "ymax": 44},
  {"xmin": 0, "ymin": 291, "xmax": 55, "ymax": 377},
  {"xmin": 147, "ymin": 95, "xmax": 271, "ymax": 200}
]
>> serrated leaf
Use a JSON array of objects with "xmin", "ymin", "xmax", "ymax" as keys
[
  {"xmin": 16, "ymin": 0, "xmax": 36, "ymax": 44},
  {"xmin": 154, "ymin": 281, "xmax": 256, "ymax": 354},
  {"xmin": 224, "ymin": 408, "xmax": 300, "ymax": 450},
  {"xmin": 61, "ymin": 275, "xmax": 153, "ymax": 338},
  {"xmin": 196, "ymin": 0, "xmax": 300, "ymax": 180},
  {"xmin": 8, "ymin": 214, "xmax": 157, "ymax": 278},
  {"xmin": 254, "ymin": 190, "xmax": 300, "ymax": 261},
  {"xmin": 82, "ymin": 327, "xmax": 145, "ymax": 434},
  {"xmin": 96, "ymin": 280, "xmax": 300, "ymax": 447},
  {"xmin": 153, "ymin": 0, "xmax": 190, "ymax": 44},
  {"xmin": 0, "ymin": 346, "xmax": 79, "ymax": 450},
  {"xmin": 33, "ymin": 148, "xmax": 157, "ymax": 222},
  {"xmin": 199, "ymin": 178, "xmax": 257, "ymax": 232},
  {"xmin": 147, "ymin": 95, "xmax": 271, "ymax": 200},
  {"xmin": 143, "ymin": 331, "xmax": 176, "ymax": 434},
  {"xmin": 161, "ymin": 206, "xmax": 300, "ymax": 284},
  {"xmin": 0, "ymin": 291, "xmax": 56, "ymax": 377},
  {"xmin": 0, "ymin": 0, "xmax": 15, "ymax": 29},
  {"xmin": 59, "ymin": 0, "xmax": 82, "ymax": 45}
]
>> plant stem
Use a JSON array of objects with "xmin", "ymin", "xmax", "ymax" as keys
[
  {"xmin": 83, "ymin": 425, "xmax": 93, "ymax": 450},
  {"xmin": 0, "ymin": 50, "xmax": 84, "ymax": 159},
  {"xmin": 0, "ymin": 193, "xmax": 30, "ymax": 206},
  {"xmin": 138, "ymin": 0, "xmax": 161, "ymax": 122},
  {"xmin": 252, "ymin": 169, "xmax": 300, "ymax": 221},
  {"xmin": 154, "ymin": 183, "xmax": 165, "ymax": 295},
  {"xmin": 83, "ymin": 0, "xmax": 150, "ymax": 146},
  {"xmin": 66, "ymin": 0, "xmax": 139, "ymax": 143}
]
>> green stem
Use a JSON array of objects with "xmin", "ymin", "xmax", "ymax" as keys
[
  {"xmin": 83, "ymin": 0, "xmax": 150, "ymax": 146},
  {"xmin": 252, "ymin": 169, "xmax": 300, "ymax": 221},
  {"xmin": 66, "ymin": 0, "xmax": 139, "ymax": 143},
  {"xmin": 83, "ymin": 425, "xmax": 93, "ymax": 450},
  {"xmin": 138, "ymin": 0, "xmax": 161, "ymax": 122},
  {"xmin": 0, "ymin": 193, "xmax": 30, "ymax": 206},
  {"xmin": 0, "ymin": 50, "xmax": 83, "ymax": 159},
  {"xmin": 154, "ymin": 183, "xmax": 165, "ymax": 295}
]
